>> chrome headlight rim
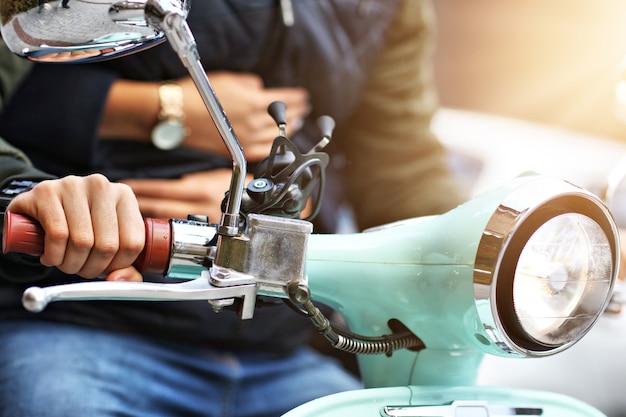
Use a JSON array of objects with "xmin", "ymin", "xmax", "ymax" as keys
[{"xmin": 474, "ymin": 178, "xmax": 619, "ymax": 357}]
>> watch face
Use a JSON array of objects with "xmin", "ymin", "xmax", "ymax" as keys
[{"xmin": 151, "ymin": 120, "xmax": 185, "ymax": 150}]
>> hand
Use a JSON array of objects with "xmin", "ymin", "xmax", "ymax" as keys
[
  {"xmin": 120, "ymin": 169, "xmax": 253, "ymax": 222},
  {"xmin": 179, "ymin": 71, "xmax": 310, "ymax": 161},
  {"xmin": 6, "ymin": 174, "xmax": 144, "ymax": 281}
]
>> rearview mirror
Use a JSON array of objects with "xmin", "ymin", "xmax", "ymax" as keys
[{"xmin": 0, "ymin": 0, "xmax": 186, "ymax": 62}]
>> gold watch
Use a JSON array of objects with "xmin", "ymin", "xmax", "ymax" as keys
[{"xmin": 151, "ymin": 83, "xmax": 186, "ymax": 150}]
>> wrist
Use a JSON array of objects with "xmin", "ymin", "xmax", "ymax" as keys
[{"xmin": 99, "ymin": 80, "xmax": 161, "ymax": 141}]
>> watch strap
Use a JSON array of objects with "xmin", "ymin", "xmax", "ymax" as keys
[
  {"xmin": 157, "ymin": 83, "xmax": 185, "ymax": 122},
  {"xmin": 151, "ymin": 82, "xmax": 186, "ymax": 150}
]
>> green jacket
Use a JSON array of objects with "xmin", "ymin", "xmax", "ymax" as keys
[{"xmin": 0, "ymin": 38, "xmax": 54, "ymax": 281}]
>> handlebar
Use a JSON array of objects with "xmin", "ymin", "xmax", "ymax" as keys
[{"xmin": 2, "ymin": 211, "xmax": 172, "ymax": 275}]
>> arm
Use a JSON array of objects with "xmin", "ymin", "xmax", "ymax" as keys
[
  {"xmin": 99, "ymin": 72, "xmax": 310, "ymax": 161},
  {"xmin": 0, "ymin": 138, "xmax": 145, "ymax": 283},
  {"xmin": 0, "ymin": 43, "xmax": 144, "ymax": 282},
  {"xmin": 337, "ymin": 0, "xmax": 467, "ymax": 230},
  {"xmin": 0, "ymin": 63, "xmax": 118, "ymax": 173},
  {"xmin": 0, "ymin": 139, "xmax": 56, "ymax": 282}
]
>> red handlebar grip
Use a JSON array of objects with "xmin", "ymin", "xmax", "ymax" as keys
[
  {"xmin": 2, "ymin": 211, "xmax": 172, "ymax": 275},
  {"xmin": 134, "ymin": 218, "xmax": 171, "ymax": 275},
  {"xmin": 2, "ymin": 211, "xmax": 44, "ymax": 256}
]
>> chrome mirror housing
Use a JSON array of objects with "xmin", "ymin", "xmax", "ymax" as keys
[{"xmin": 0, "ymin": 0, "xmax": 188, "ymax": 62}]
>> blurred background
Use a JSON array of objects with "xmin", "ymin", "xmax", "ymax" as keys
[
  {"xmin": 433, "ymin": 0, "xmax": 626, "ymax": 140},
  {"xmin": 430, "ymin": 2, "xmax": 626, "ymax": 416}
]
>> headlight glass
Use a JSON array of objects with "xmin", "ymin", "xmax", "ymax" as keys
[
  {"xmin": 474, "ymin": 177, "xmax": 619, "ymax": 357},
  {"xmin": 513, "ymin": 213, "xmax": 613, "ymax": 347}
]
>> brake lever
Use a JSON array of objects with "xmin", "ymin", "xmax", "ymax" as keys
[{"xmin": 22, "ymin": 271, "xmax": 258, "ymax": 317}]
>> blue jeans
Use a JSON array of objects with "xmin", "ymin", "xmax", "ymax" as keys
[{"xmin": 0, "ymin": 320, "xmax": 362, "ymax": 417}]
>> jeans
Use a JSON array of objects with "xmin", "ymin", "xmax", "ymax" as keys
[{"xmin": 0, "ymin": 320, "xmax": 362, "ymax": 417}]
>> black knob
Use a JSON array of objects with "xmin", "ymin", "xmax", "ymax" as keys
[
  {"xmin": 317, "ymin": 115, "xmax": 335, "ymax": 139},
  {"xmin": 268, "ymin": 101, "xmax": 287, "ymax": 126}
]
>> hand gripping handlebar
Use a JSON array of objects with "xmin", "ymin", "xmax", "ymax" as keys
[
  {"xmin": 2, "ymin": 211, "xmax": 172, "ymax": 275},
  {"xmin": 1, "ymin": 210, "xmax": 309, "ymax": 319}
]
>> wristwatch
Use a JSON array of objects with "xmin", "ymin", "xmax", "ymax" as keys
[{"xmin": 151, "ymin": 83, "xmax": 186, "ymax": 150}]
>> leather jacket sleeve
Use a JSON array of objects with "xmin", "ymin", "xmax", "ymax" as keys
[{"xmin": 336, "ymin": 0, "xmax": 467, "ymax": 230}]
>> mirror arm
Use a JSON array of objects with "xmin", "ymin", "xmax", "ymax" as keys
[{"xmin": 145, "ymin": 0, "xmax": 245, "ymax": 237}]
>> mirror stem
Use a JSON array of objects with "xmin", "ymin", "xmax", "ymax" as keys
[{"xmin": 146, "ymin": 0, "xmax": 245, "ymax": 236}]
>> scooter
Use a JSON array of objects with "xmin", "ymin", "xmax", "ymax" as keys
[{"xmin": 1, "ymin": 0, "xmax": 621, "ymax": 415}]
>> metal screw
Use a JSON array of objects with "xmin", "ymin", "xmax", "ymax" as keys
[
  {"xmin": 213, "ymin": 268, "xmax": 230, "ymax": 280},
  {"xmin": 252, "ymin": 179, "xmax": 268, "ymax": 189},
  {"xmin": 209, "ymin": 298, "xmax": 235, "ymax": 313}
]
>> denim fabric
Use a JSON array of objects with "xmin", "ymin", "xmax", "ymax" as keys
[{"xmin": 0, "ymin": 320, "xmax": 362, "ymax": 417}]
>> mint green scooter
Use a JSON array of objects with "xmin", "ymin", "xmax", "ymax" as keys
[{"xmin": 1, "ymin": 1, "xmax": 620, "ymax": 415}]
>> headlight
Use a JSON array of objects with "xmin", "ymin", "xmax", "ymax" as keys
[{"xmin": 474, "ymin": 177, "xmax": 619, "ymax": 356}]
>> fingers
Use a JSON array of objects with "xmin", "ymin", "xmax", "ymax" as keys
[
  {"xmin": 120, "ymin": 178, "xmax": 203, "ymax": 201},
  {"xmin": 105, "ymin": 266, "xmax": 143, "ymax": 282},
  {"xmin": 52, "ymin": 175, "xmax": 116, "ymax": 277},
  {"xmin": 258, "ymin": 87, "xmax": 310, "ymax": 145},
  {"xmin": 131, "ymin": 196, "xmax": 224, "ymax": 221},
  {"xmin": 9, "ymin": 176, "xmax": 93, "ymax": 270},
  {"xmin": 240, "ymin": 88, "xmax": 310, "ymax": 160},
  {"xmin": 262, "ymin": 86, "xmax": 310, "ymax": 119},
  {"xmin": 121, "ymin": 169, "xmax": 236, "ymax": 220},
  {"xmin": 179, "ymin": 71, "xmax": 311, "ymax": 160},
  {"xmin": 93, "ymin": 182, "xmax": 145, "ymax": 275},
  {"xmin": 120, "ymin": 176, "xmax": 228, "ymax": 216},
  {"xmin": 122, "ymin": 169, "xmax": 233, "ymax": 202},
  {"xmin": 210, "ymin": 71, "xmax": 311, "ymax": 136},
  {"xmin": 7, "ymin": 174, "xmax": 145, "ymax": 279}
]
